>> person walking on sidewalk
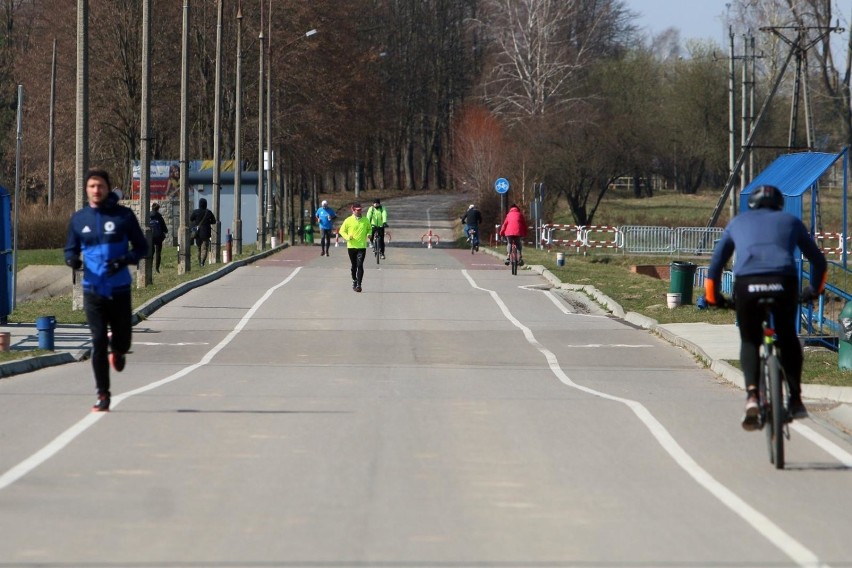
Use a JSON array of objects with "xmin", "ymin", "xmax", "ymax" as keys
[
  {"xmin": 706, "ymin": 184, "xmax": 827, "ymax": 430},
  {"xmin": 189, "ymin": 198, "xmax": 216, "ymax": 267},
  {"xmin": 65, "ymin": 168, "xmax": 148, "ymax": 412},
  {"xmin": 148, "ymin": 202, "xmax": 168, "ymax": 273},
  {"xmin": 366, "ymin": 198, "xmax": 388, "ymax": 259},
  {"xmin": 338, "ymin": 202, "xmax": 371, "ymax": 292},
  {"xmin": 315, "ymin": 200, "xmax": 337, "ymax": 256},
  {"xmin": 499, "ymin": 204, "xmax": 527, "ymax": 266}
]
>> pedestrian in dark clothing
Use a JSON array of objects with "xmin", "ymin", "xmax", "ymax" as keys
[
  {"xmin": 189, "ymin": 197, "xmax": 216, "ymax": 267},
  {"xmin": 64, "ymin": 168, "xmax": 148, "ymax": 412},
  {"xmin": 148, "ymin": 202, "xmax": 168, "ymax": 273}
]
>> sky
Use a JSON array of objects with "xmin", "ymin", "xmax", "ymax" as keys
[{"xmin": 628, "ymin": 0, "xmax": 731, "ymax": 44}]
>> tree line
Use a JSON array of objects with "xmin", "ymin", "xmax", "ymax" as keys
[{"xmin": 0, "ymin": 0, "xmax": 848, "ymax": 230}]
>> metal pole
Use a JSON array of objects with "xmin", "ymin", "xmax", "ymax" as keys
[
  {"xmin": 728, "ymin": 26, "xmax": 736, "ymax": 219},
  {"xmin": 12, "ymin": 85, "xmax": 23, "ymax": 310},
  {"xmin": 75, "ymin": 0, "xmax": 89, "ymax": 211},
  {"xmin": 265, "ymin": 0, "xmax": 274, "ymax": 241},
  {"xmin": 234, "ymin": 1, "xmax": 243, "ymax": 255},
  {"xmin": 256, "ymin": 0, "xmax": 265, "ymax": 250},
  {"xmin": 138, "ymin": 0, "xmax": 152, "ymax": 286},
  {"xmin": 48, "ymin": 39, "xmax": 56, "ymax": 208},
  {"xmin": 212, "ymin": 0, "xmax": 223, "ymax": 264},
  {"xmin": 740, "ymin": 33, "xmax": 748, "ymax": 192},
  {"xmin": 178, "ymin": 0, "xmax": 191, "ymax": 274}
]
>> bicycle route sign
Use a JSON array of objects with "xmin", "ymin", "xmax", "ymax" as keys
[{"xmin": 494, "ymin": 178, "xmax": 510, "ymax": 194}]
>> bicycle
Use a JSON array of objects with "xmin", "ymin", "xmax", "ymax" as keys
[
  {"xmin": 720, "ymin": 295, "xmax": 801, "ymax": 469},
  {"xmin": 507, "ymin": 237, "xmax": 521, "ymax": 275},
  {"xmin": 371, "ymin": 226, "xmax": 389, "ymax": 265},
  {"xmin": 755, "ymin": 297, "xmax": 790, "ymax": 469},
  {"xmin": 467, "ymin": 227, "xmax": 479, "ymax": 254}
]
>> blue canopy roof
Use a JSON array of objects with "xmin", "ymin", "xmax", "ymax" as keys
[{"xmin": 739, "ymin": 151, "xmax": 844, "ymax": 214}]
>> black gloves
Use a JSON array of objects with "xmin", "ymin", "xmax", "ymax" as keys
[
  {"xmin": 106, "ymin": 256, "xmax": 130, "ymax": 276},
  {"xmin": 800, "ymin": 286, "xmax": 820, "ymax": 304},
  {"xmin": 710, "ymin": 295, "xmax": 733, "ymax": 309},
  {"xmin": 66, "ymin": 254, "xmax": 82, "ymax": 270}
]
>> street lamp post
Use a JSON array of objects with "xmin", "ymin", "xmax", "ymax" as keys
[
  {"xmin": 256, "ymin": 0, "xmax": 265, "ymax": 250},
  {"xmin": 233, "ymin": 1, "xmax": 243, "ymax": 255}
]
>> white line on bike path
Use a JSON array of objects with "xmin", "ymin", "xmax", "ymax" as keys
[
  {"xmin": 463, "ymin": 269, "xmax": 830, "ymax": 568},
  {"xmin": 0, "ymin": 267, "xmax": 303, "ymax": 493}
]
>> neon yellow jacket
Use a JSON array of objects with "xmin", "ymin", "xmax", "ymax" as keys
[
  {"xmin": 366, "ymin": 205, "xmax": 387, "ymax": 227},
  {"xmin": 339, "ymin": 214, "xmax": 372, "ymax": 248}
]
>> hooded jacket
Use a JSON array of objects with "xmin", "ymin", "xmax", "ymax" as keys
[
  {"xmin": 190, "ymin": 198, "xmax": 216, "ymax": 241},
  {"xmin": 64, "ymin": 192, "xmax": 148, "ymax": 297},
  {"xmin": 499, "ymin": 206, "xmax": 528, "ymax": 238}
]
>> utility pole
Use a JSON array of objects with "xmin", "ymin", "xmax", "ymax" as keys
[
  {"xmin": 234, "ymin": 1, "xmax": 243, "ymax": 255},
  {"xmin": 138, "ymin": 0, "xmax": 152, "ymax": 287},
  {"xmin": 75, "ymin": 0, "xmax": 89, "ymax": 211},
  {"xmin": 265, "ymin": 0, "xmax": 274, "ymax": 242},
  {"xmin": 178, "ymin": 0, "xmax": 191, "ymax": 274},
  {"xmin": 48, "ymin": 39, "xmax": 56, "ymax": 208},
  {"xmin": 212, "ymin": 0, "xmax": 223, "ymax": 264},
  {"xmin": 256, "ymin": 0, "xmax": 265, "ymax": 250}
]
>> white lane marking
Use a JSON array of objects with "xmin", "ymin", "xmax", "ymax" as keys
[
  {"xmin": 462, "ymin": 269, "xmax": 829, "ymax": 568},
  {"xmin": 134, "ymin": 342, "xmax": 210, "ymax": 346},
  {"xmin": 564, "ymin": 344, "xmax": 653, "ymax": 348},
  {"xmin": 792, "ymin": 423, "xmax": 852, "ymax": 467},
  {"xmin": 0, "ymin": 268, "xmax": 303, "ymax": 492}
]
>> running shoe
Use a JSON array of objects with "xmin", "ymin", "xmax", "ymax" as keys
[
  {"xmin": 92, "ymin": 394, "xmax": 110, "ymax": 413},
  {"xmin": 741, "ymin": 391, "xmax": 760, "ymax": 431}
]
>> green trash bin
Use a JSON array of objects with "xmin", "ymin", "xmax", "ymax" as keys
[
  {"xmin": 839, "ymin": 301, "xmax": 852, "ymax": 370},
  {"xmin": 670, "ymin": 261, "xmax": 697, "ymax": 305}
]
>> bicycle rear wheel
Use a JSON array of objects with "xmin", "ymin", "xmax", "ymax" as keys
[
  {"xmin": 510, "ymin": 244, "xmax": 518, "ymax": 275},
  {"xmin": 766, "ymin": 354, "xmax": 785, "ymax": 469}
]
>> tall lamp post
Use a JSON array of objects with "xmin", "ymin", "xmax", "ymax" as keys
[
  {"xmin": 233, "ymin": 1, "xmax": 243, "ymax": 255},
  {"xmin": 256, "ymin": 0, "xmax": 265, "ymax": 250},
  {"xmin": 212, "ymin": 0, "xmax": 223, "ymax": 264},
  {"xmin": 178, "ymin": 0, "xmax": 191, "ymax": 274},
  {"xmin": 276, "ymin": 28, "xmax": 317, "ymax": 247}
]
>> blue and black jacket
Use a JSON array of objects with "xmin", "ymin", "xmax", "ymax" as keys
[
  {"xmin": 706, "ymin": 208, "xmax": 827, "ymax": 303},
  {"xmin": 64, "ymin": 193, "xmax": 149, "ymax": 297}
]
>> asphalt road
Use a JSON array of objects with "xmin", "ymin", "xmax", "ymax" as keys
[{"xmin": 1, "ymin": 194, "xmax": 852, "ymax": 567}]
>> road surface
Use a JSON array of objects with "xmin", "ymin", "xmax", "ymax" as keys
[{"xmin": 1, "ymin": 194, "xmax": 851, "ymax": 567}]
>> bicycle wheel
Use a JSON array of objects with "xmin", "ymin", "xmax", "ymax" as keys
[
  {"xmin": 374, "ymin": 240, "xmax": 381, "ymax": 265},
  {"xmin": 470, "ymin": 231, "xmax": 476, "ymax": 254},
  {"xmin": 510, "ymin": 244, "xmax": 518, "ymax": 275},
  {"xmin": 767, "ymin": 354, "xmax": 785, "ymax": 469}
]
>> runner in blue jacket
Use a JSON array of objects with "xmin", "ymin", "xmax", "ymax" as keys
[{"xmin": 64, "ymin": 169, "xmax": 148, "ymax": 412}]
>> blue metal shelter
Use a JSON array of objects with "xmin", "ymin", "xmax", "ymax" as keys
[{"xmin": 739, "ymin": 149, "xmax": 849, "ymax": 345}]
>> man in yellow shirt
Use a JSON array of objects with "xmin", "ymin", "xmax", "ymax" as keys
[{"xmin": 338, "ymin": 203, "xmax": 372, "ymax": 292}]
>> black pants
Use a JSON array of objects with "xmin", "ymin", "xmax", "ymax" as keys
[
  {"xmin": 348, "ymin": 248, "xmax": 366, "ymax": 286},
  {"xmin": 320, "ymin": 228, "xmax": 334, "ymax": 253},
  {"xmin": 197, "ymin": 239, "xmax": 210, "ymax": 266},
  {"xmin": 152, "ymin": 238, "xmax": 164, "ymax": 271},
  {"xmin": 84, "ymin": 291, "xmax": 132, "ymax": 396},
  {"xmin": 734, "ymin": 274, "xmax": 802, "ymax": 398},
  {"xmin": 371, "ymin": 226, "xmax": 385, "ymax": 255}
]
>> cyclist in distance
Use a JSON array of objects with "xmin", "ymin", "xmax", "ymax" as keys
[
  {"xmin": 499, "ymin": 203, "xmax": 527, "ymax": 266},
  {"xmin": 705, "ymin": 184, "xmax": 827, "ymax": 430},
  {"xmin": 461, "ymin": 204, "xmax": 482, "ymax": 250},
  {"xmin": 367, "ymin": 198, "xmax": 388, "ymax": 259}
]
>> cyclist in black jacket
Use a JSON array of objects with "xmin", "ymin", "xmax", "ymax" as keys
[
  {"xmin": 461, "ymin": 204, "xmax": 482, "ymax": 250},
  {"xmin": 706, "ymin": 185, "xmax": 827, "ymax": 430}
]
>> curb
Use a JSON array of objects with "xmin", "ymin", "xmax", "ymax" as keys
[
  {"xmin": 0, "ymin": 244, "xmax": 287, "ymax": 378},
  {"xmin": 536, "ymin": 265, "xmax": 852, "ymax": 404}
]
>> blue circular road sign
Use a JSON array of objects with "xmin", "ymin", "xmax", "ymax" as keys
[{"xmin": 495, "ymin": 178, "xmax": 510, "ymax": 194}]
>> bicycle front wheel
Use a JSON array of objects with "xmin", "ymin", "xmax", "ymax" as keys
[{"xmin": 767, "ymin": 354, "xmax": 785, "ymax": 469}]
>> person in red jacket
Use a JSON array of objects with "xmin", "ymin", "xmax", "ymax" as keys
[{"xmin": 499, "ymin": 204, "xmax": 528, "ymax": 266}]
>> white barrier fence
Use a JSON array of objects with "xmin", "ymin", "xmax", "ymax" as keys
[{"xmin": 490, "ymin": 224, "xmax": 846, "ymax": 259}]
